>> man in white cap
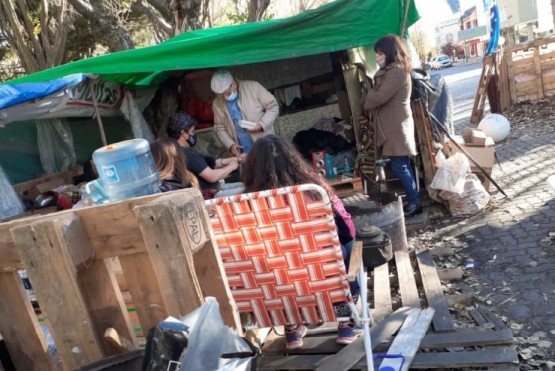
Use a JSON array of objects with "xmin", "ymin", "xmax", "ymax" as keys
[{"xmin": 211, "ymin": 70, "xmax": 279, "ymax": 157}]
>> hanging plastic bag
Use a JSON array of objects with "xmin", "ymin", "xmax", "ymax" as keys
[
  {"xmin": 36, "ymin": 118, "xmax": 76, "ymax": 174},
  {"xmin": 0, "ymin": 164, "xmax": 24, "ymax": 220},
  {"xmin": 429, "ymin": 152, "xmax": 470, "ymax": 194}
]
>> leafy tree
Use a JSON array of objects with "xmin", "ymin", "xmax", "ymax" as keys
[{"xmin": 0, "ymin": 0, "xmax": 72, "ymax": 73}]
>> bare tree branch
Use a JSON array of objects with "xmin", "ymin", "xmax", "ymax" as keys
[
  {"xmin": 67, "ymin": 0, "xmax": 135, "ymax": 51},
  {"xmin": 131, "ymin": 0, "xmax": 173, "ymax": 38}
]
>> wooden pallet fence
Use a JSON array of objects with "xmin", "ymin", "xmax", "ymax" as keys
[
  {"xmin": 503, "ymin": 36, "xmax": 555, "ymax": 104},
  {"xmin": 0, "ymin": 188, "xmax": 238, "ymax": 370}
]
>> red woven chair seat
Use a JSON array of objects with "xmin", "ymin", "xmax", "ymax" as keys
[{"xmin": 205, "ymin": 184, "xmax": 354, "ymax": 328}]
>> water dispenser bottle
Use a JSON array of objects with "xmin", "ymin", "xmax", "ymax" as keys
[{"xmin": 90, "ymin": 139, "xmax": 160, "ymax": 203}]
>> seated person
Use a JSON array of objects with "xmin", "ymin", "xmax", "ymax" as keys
[
  {"xmin": 150, "ymin": 138, "xmax": 199, "ymax": 192},
  {"xmin": 241, "ymin": 134, "xmax": 360, "ymax": 349},
  {"xmin": 166, "ymin": 112, "xmax": 244, "ymax": 197}
]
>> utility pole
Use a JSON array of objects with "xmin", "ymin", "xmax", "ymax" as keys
[{"xmin": 552, "ymin": 0, "xmax": 555, "ymax": 32}]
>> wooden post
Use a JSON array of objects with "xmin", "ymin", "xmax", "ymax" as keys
[
  {"xmin": 10, "ymin": 220, "xmax": 103, "ymax": 369},
  {"xmin": 134, "ymin": 190, "xmax": 241, "ymax": 331},
  {"xmin": 0, "ymin": 271, "xmax": 55, "ymax": 371}
]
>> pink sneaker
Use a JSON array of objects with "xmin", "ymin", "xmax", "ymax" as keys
[{"xmin": 285, "ymin": 325, "xmax": 307, "ymax": 350}]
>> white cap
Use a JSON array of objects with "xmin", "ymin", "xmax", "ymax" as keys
[{"xmin": 210, "ymin": 70, "xmax": 234, "ymax": 94}]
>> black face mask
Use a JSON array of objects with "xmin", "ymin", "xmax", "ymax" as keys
[{"xmin": 186, "ymin": 133, "xmax": 198, "ymax": 147}]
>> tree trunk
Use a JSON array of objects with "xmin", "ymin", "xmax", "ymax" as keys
[
  {"xmin": 247, "ymin": 0, "xmax": 270, "ymax": 22},
  {"xmin": 67, "ymin": 0, "xmax": 135, "ymax": 51},
  {"xmin": 172, "ymin": 0, "xmax": 206, "ymax": 34}
]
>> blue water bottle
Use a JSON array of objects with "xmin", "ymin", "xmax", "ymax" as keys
[{"xmin": 324, "ymin": 153, "xmax": 335, "ymax": 179}]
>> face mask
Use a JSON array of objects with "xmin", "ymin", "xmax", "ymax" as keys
[
  {"xmin": 186, "ymin": 133, "xmax": 198, "ymax": 147},
  {"xmin": 226, "ymin": 90, "xmax": 238, "ymax": 102}
]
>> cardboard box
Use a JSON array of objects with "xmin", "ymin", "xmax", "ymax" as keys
[{"xmin": 462, "ymin": 127, "xmax": 490, "ymax": 146}]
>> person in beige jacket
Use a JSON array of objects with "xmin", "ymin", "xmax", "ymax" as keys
[
  {"xmin": 364, "ymin": 34, "xmax": 421, "ymax": 218},
  {"xmin": 211, "ymin": 70, "xmax": 279, "ymax": 157}
]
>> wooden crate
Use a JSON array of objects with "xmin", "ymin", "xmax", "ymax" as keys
[
  {"xmin": 0, "ymin": 188, "xmax": 239, "ymax": 370},
  {"xmin": 258, "ymin": 248, "xmax": 519, "ymax": 370}
]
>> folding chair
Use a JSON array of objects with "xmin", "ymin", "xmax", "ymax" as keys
[{"xmin": 205, "ymin": 184, "xmax": 373, "ymax": 369}]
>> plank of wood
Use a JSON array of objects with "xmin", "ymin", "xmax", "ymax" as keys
[
  {"xmin": 77, "ymin": 258, "xmax": 137, "ymax": 356},
  {"xmin": 534, "ymin": 47, "xmax": 545, "ymax": 99},
  {"xmin": 259, "ymin": 354, "xmax": 328, "ymax": 370},
  {"xmin": 12, "ymin": 165, "xmax": 83, "ymax": 199},
  {"xmin": 409, "ymin": 345, "xmax": 519, "ymax": 368},
  {"xmin": 11, "ymin": 220, "xmax": 102, "ymax": 369},
  {"xmin": 347, "ymin": 241, "xmax": 362, "ymax": 281},
  {"xmin": 134, "ymin": 196, "xmax": 204, "ymax": 320},
  {"xmin": 372, "ymin": 261, "xmax": 392, "ymax": 323},
  {"xmin": 378, "ymin": 308, "xmax": 434, "ymax": 371},
  {"xmin": 477, "ymin": 304, "xmax": 508, "ymax": 330},
  {"xmin": 0, "ymin": 271, "xmax": 54, "ymax": 371},
  {"xmin": 411, "ymin": 100, "xmax": 437, "ymax": 188},
  {"xmin": 118, "ymin": 253, "xmax": 168, "ymax": 340},
  {"xmin": 420, "ymin": 328, "xmax": 514, "ymax": 348},
  {"xmin": 394, "ymin": 251, "xmax": 420, "ymax": 308},
  {"xmin": 416, "ymin": 249, "xmax": 454, "ymax": 332},
  {"xmin": 263, "ymin": 333, "xmax": 342, "ymax": 355},
  {"xmin": 314, "ymin": 307, "xmax": 412, "ymax": 371}
]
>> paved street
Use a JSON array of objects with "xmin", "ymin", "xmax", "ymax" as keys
[{"xmin": 417, "ymin": 63, "xmax": 555, "ymax": 365}]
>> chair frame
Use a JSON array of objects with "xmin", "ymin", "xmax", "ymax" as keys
[{"xmin": 206, "ymin": 183, "xmax": 373, "ymax": 369}]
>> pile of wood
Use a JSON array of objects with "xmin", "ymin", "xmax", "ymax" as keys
[{"xmin": 258, "ymin": 248, "xmax": 519, "ymax": 370}]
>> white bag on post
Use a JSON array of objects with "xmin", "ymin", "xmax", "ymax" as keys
[{"xmin": 429, "ymin": 152, "xmax": 470, "ymax": 194}]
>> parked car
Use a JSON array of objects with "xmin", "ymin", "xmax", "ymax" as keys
[{"xmin": 429, "ymin": 55, "xmax": 453, "ymax": 70}]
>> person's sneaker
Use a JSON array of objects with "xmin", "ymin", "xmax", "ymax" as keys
[
  {"xmin": 403, "ymin": 203, "xmax": 422, "ymax": 218},
  {"xmin": 285, "ymin": 325, "xmax": 307, "ymax": 350},
  {"xmin": 336, "ymin": 322, "xmax": 362, "ymax": 345}
]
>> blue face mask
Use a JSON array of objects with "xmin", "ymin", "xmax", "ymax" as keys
[{"xmin": 226, "ymin": 91, "xmax": 238, "ymax": 102}]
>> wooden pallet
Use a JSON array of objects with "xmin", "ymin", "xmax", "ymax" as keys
[
  {"xmin": 258, "ymin": 249, "xmax": 519, "ymax": 370},
  {"xmin": 328, "ymin": 176, "xmax": 364, "ymax": 198}
]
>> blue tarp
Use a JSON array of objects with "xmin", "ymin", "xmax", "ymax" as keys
[{"xmin": 0, "ymin": 73, "xmax": 87, "ymax": 110}]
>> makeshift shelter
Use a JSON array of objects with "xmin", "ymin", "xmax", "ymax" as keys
[{"xmin": 0, "ymin": 0, "xmax": 419, "ymax": 184}]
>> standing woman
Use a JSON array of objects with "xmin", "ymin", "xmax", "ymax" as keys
[
  {"xmin": 242, "ymin": 135, "xmax": 361, "ymax": 349},
  {"xmin": 364, "ymin": 34, "xmax": 421, "ymax": 217}
]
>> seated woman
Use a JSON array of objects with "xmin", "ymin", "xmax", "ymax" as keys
[
  {"xmin": 150, "ymin": 138, "xmax": 199, "ymax": 192},
  {"xmin": 241, "ymin": 134, "xmax": 360, "ymax": 349}
]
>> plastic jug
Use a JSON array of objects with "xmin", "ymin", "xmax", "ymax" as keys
[{"xmin": 90, "ymin": 139, "xmax": 160, "ymax": 203}]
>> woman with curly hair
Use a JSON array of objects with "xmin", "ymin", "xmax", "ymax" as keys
[
  {"xmin": 150, "ymin": 138, "xmax": 199, "ymax": 192},
  {"xmin": 242, "ymin": 134, "xmax": 360, "ymax": 349},
  {"xmin": 365, "ymin": 34, "xmax": 421, "ymax": 217}
]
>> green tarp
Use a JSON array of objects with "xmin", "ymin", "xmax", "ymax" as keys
[{"xmin": 8, "ymin": 0, "xmax": 419, "ymax": 88}]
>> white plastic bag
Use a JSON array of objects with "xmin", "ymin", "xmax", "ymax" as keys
[
  {"xmin": 179, "ymin": 297, "xmax": 254, "ymax": 371},
  {"xmin": 439, "ymin": 174, "xmax": 490, "ymax": 216},
  {"xmin": 430, "ymin": 152, "xmax": 470, "ymax": 194}
]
